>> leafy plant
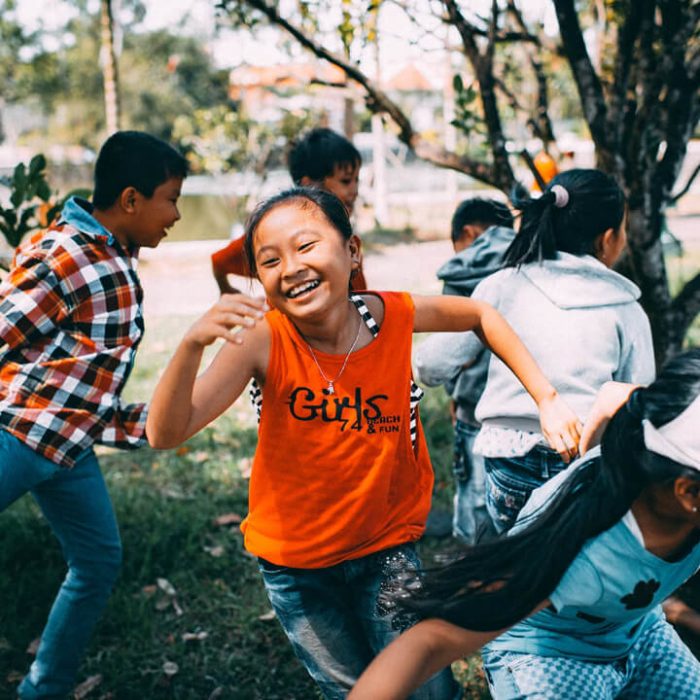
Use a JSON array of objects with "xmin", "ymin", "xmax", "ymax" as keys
[{"xmin": 0, "ymin": 154, "xmax": 90, "ymax": 269}]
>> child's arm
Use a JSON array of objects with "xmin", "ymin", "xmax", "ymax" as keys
[
  {"xmin": 146, "ymin": 294, "xmax": 268, "ymax": 449},
  {"xmin": 412, "ymin": 294, "xmax": 582, "ymax": 460},
  {"xmin": 348, "ymin": 619, "xmax": 503, "ymax": 700},
  {"xmin": 579, "ymin": 381, "xmax": 639, "ymax": 454},
  {"xmin": 349, "ymin": 597, "xmax": 552, "ymax": 700}
]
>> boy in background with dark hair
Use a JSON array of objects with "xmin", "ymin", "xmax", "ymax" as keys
[
  {"xmin": 211, "ymin": 127, "xmax": 365, "ymax": 293},
  {"xmin": 419, "ymin": 198, "xmax": 515, "ymax": 543},
  {"xmin": 0, "ymin": 130, "xmax": 187, "ymax": 699}
]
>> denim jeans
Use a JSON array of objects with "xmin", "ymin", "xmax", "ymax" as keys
[
  {"xmin": 0, "ymin": 429, "xmax": 122, "ymax": 699},
  {"xmin": 452, "ymin": 420, "xmax": 490, "ymax": 545},
  {"xmin": 484, "ymin": 445, "xmax": 568, "ymax": 534},
  {"xmin": 258, "ymin": 543, "xmax": 459, "ymax": 700},
  {"xmin": 481, "ymin": 620, "xmax": 700, "ymax": 699}
]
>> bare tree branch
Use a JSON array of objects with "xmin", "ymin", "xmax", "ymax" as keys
[
  {"xmin": 553, "ymin": 0, "xmax": 610, "ymax": 156},
  {"xmin": 226, "ymin": 0, "xmax": 501, "ymax": 185},
  {"xmin": 671, "ymin": 162, "xmax": 700, "ymax": 204},
  {"xmin": 441, "ymin": 0, "xmax": 514, "ymax": 189},
  {"xmin": 669, "ymin": 271, "xmax": 700, "ymax": 354},
  {"xmin": 507, "ymin": 0, "xmax": 557, "ymax": 149}
]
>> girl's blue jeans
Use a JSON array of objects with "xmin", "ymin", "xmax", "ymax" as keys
[
  {"xmin": 452, "ymin": 420, "xmax": 490, "ymax": 544},
  {"xmin": 258, "ymin": 543, "xmax": 459, "ymax": 700},
  {"xmin": 484, "ymin": 445, "xmax": 568, "ymax": 534},
  {"xmin": 0, "ymin": 429, "xmax": 122, "ymax": 699}
]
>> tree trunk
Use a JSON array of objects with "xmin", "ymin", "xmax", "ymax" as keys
[{"xmin": 100, "ymin": 0, "xmax": 121, "ymax": 135}]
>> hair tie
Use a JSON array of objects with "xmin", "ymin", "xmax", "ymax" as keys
[{"xmin": 550, "ymin": 184, "xmax": 569, "ymax": 208}]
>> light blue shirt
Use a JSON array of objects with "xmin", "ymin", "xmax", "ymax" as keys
[{"xmin": 487, "ymin": 451, "xmax": 700, "ymax": 661}]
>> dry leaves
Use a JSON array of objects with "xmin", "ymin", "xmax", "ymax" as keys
[
  {"xmin": 26, "ymin": 638, "xmax": 40, "ymax": 656},
  {"xmin": 181, "ymin": 631, "xmax": 209, "ymax": 642},
  {"xmin": 162, "ymin": 660, "xmax": 179, "ymax": 677},
  {"xmin": 212, "ymin": 512, "xmax": 242, "ymax": 527},
  {"xmin": 73, "ymin": 674, "xmax": 103, "ymax": 699}
]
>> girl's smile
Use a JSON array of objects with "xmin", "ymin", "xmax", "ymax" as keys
[{"xmin": 253, "ymin": 202, "xmax": 360, "ymax": 321}]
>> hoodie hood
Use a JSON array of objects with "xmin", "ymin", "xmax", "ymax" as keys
[
  {"xmin": 437, "ymin": 225, "xmax": 515, "ymax": 296},
  {"xmin": 521, "ymin": 252, "xmax": 641, "ymax": 309}
]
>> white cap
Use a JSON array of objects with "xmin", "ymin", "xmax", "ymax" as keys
[{"xmin": 642, "ymin": 394, "xmax": 700, "ymax": 469}]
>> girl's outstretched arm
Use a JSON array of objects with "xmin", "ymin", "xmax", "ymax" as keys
[
  {"xmin": 412, "ymin": 294, "xmax": 582, "ymax": 460},
  {"xmin": 146, "ymin": 294, "xmax": 268, "ymax": 449},
  {"xmin": 348, "ymin": 619, "xmax": 504, "ymax": 700}
]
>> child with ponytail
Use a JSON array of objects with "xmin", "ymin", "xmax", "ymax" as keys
[
  {"xmin": 416, "ymin": 169, "xmax": 655, "ymax": 533},
  {"xmin": 350, "ymin": 349, "xmax": 700, "ymax": 699}
]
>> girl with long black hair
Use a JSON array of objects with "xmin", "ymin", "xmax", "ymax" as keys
[
  {"xmin": 416, "ymin": 169, "xmax": 655, "ymax": 533},
  {"xmin": 350, "ymin": 349, "xmax": 700, "ymax": 699}
]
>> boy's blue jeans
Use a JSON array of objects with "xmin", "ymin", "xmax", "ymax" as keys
[
  {"xmin": 0, "ymin": 429, "xmax": 122, "ymax": 699},
  {"xmin": 452, "ymin": 420, "xmax": 489, "ymax": 545},
  {"xmin": 258, "ymin": 543, "xmax": 460, "ymax": 700},
  {"xmin": 484, "ymin": 445, "xmax": 568, "ymax": 534}
]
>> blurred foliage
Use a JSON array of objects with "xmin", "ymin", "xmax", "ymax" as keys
[
  {"xmin": 1, "ymin": 3, "xmax": 229, "ymax": 149},
  {"xmin": 173, "ymin": 106, "xmax": 314, "ymax": 175}
]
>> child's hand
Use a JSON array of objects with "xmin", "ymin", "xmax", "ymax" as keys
[
  {"xmin": 538, "ymin": 392, "xmax": 583, "ymax": 463},
  {"xmin": 184, "ymin": 294, "xmax": 268, "ymax": 348},
  {"xmin": 579, "ymin": 381, "xmax": 638, "ymax": 455}
]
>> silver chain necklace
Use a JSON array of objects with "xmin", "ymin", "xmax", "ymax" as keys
[{"xmin": 304, "ymin": 306, "xmax": 363, "ymax": 396}]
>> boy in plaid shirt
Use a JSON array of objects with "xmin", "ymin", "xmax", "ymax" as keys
[{"xmin": 0, "ymin": 131, "xmax": 187, "ymax": 699}]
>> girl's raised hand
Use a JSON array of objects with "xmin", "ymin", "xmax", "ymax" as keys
[
  {"xmin": 537, "ymin": 392, "xmax": 583, "ymax": 463},
  {"xmin": 184, "ymin": 294, "xmax": 268, "ymax": 349},
  {"xmin": 579, "ymin": 381, "xmax": 638, "ymax": 455}
]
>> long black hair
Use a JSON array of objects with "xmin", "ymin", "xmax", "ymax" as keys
[
  {"xmin": 504, "ymin": 169, "xmax": 625, "ymax": 267},
  {"xmin": 402, "ymin": 349, "xmax": 700, "ymax": 631},
  {"xmin": 243, "ymin": 187, "xmax": 353, "ymax": 275}
]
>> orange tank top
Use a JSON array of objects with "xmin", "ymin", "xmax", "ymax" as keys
[{"xmin": 240, "ymin": 291, "xmax": 433, "ymax": 568}]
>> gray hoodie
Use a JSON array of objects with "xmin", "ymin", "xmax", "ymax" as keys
[
  {"xmin": 416, "ymin": 252, "xmax": 655, "ymax": 434},
  {"xmin": 436, "ymin": 225, "xmax": 515, "ymax": 425}
]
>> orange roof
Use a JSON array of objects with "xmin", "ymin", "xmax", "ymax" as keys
[
  {"xmin": 229, "ymin": 62, "xmax": 348, "ymax": 90},
  {"xmin": 384, "ymin": 63, "xmax": 435, "ymax": 91}
]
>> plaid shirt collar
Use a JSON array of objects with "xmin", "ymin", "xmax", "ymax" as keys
[{"xmin": 60, "ymin": 197, "xmax": 116, "ymax": 244}]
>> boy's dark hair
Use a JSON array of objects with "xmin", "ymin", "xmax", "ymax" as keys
[
  {"xmin": 93, "ymin": 131, "xmax": 188, "ymax": 210},
  {"xmin": 504, "ymin": 168, "xmax": 625, "ymax": 267},
  {"xmin": 288, "ymin": 128, "xmax": 361, "ymax": 184},
  {"xmin": 451, "ymin": 198, "xmax": 514, "ymax": 243}
]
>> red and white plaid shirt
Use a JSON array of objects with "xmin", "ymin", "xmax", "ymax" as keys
[{"xmin": 0, "ymin": 198, "xmax": 148, "ymax": 467}]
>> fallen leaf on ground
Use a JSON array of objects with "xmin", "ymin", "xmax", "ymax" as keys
[
  {"xmin": 175, "ymin": 446, "xmax": 189, "ymax": 456},
  {"xmin": 157, "ymin": 578, "xmax": 176, "ymax": 596},
  {"xmin": 192, "ymin": 450, "xmax": 208, "ymax": 463},
  {"xmin": 73, "ymin": 674, "xmax": 103, "ymax": 699},
  {"xmin": 208, "ymin": 688, "xmax": 224, "ymax": 700},
  {"xmin": 258, "ymin": 610, "xmax": 276, "ymax": 621},
  {"xmin": 203, "ymin": 545, "xmax": 225, "ymax": 557},
  {"xmin": 141, "ymin": 585, "xmax": 157, "ymax": 597},
  {"xmin": 213, "ymin": 512, "xmax": 242, "ymax": 527},
  {"xmin": 26, "ymin": 638, "xmax": 40, "ymax": 655},
  {"xmin": 173, "ymin": 598, "xmax": 184, "ymax": 616},
  {"xmin": 182, "ymin": 631, "xmax": 209, "ymax": 642},
  {"xmin": 162, "ymin": 661, "xmax": 179, "ymax": 677},
  {"xmin": 6, "ymin": 671, "xmax": 23, "ymax": 683}
]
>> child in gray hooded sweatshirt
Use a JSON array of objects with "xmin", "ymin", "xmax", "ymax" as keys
[{"xmin": 416, "ymin": 169, "xmax": 655, "ymax": 533}]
